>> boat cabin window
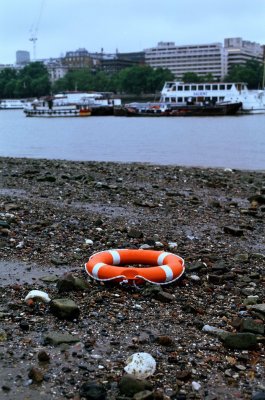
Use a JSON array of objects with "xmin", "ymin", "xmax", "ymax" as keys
[
  {"xmin": 191, "ymin": 85, "xmax": 197, "ymax": 90},
  {"xmin": 198, "ymin": 85, "xmax": 204, "ymax": 90},
  {"xmin": 177, "ymin": 85, "xmax": 183, "ymax": 91},
  {"xmin": 165, "ymin": 97, "xmax": 170, "ymax": 102},
  {"xmin": 219, "ymin": 84, "xmax": 225, "ymax": 90},
  {"xmin": 171, "ymin": 97, "xmax": 176, "ymax": 103},
  {"xmin": 177, "ymin": 97, "xmax": 183, "ymax": 102},
  {"xmin": 212, "ymin": 85, "xmax": 218, "ymax": 90},
  {"xmin": 227, "ymin": 84, "xmax": 232, "ymax": 89},
  {"xmin": 172, "ymin": 85, "xmax": 176, "ymax": 91},
  {"xmin": 205, "ymin": 85, "xmax": 211, "ymax": 90},
  {"xmin": 184, "ymin": 85, "xmax": 190, "ymax": 91},
  {"xmin": 212, "ymin": 97, "xmax": 218, "ymax": 103}
]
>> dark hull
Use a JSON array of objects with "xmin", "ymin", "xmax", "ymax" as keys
[{"xmin": 114, "ymin": 102, "xmax": 242, "ymax": 117}]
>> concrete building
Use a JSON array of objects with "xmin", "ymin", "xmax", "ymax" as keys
[
  {"xmin": 224, "ymin": 37, "xmax": 264, "ymax": 70},
  {"xmin": 145, "ymin": 41, "xmax": 227, "ymax": 80},
  {"xmin": 43, "ymin": 59, "xmax": 69, "ymax": 83},
  {"xmin": 16, "ymin": 50, "xmax": 30, "ymax": 65}
]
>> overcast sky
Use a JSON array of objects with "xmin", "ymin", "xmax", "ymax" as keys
[{"xmin": 0, "ymin": 0, "xmax": 264, "ymax": 64}]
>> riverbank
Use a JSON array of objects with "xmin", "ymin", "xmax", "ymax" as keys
[{"xmin": 0, "ymin": 157, "xmax": 264, "ymax": 400}]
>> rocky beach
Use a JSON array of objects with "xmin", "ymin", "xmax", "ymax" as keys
[{"xmin": 0, "ymin": 156, "xmax": 264, "ymax": 400}]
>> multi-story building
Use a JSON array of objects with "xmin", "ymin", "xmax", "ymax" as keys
[
  {"xmin": 95, "ymin": 51, "xmax": 145, "ymax": 74},
  {"xmin": 43, "ymin": 59, "xmax": 69, "ymax": 83},
  {"xmin": 224, "ymin": 37, "xmax": 264, "ymax": 70},
  {"xmin": 16, "ymin": 50, "xmax": 30, "ymax": 65},
  {"xmin": 145, "ymin": 38, "xmax": 264, "ymax": 80},
  {"xmin": 145, "ymin": 41, "xmax": 227, "ymax": 80},
  {"xmin": 62, "ymin": 48, "xmax": 98, "ymax": 69}
]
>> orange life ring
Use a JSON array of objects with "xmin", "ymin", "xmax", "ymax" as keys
[{"xmin": 85, "ymin": 249, "xmax": 185, "ymax": 285}]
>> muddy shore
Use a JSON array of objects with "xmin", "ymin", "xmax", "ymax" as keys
[{"xmin": 0, "ymin": 157, "xmax": 264, "ymax": 400}]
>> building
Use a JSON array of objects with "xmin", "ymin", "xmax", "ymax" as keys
[
  {"xmin": 62, "ymin": 48, "xmax": 98, "ymax": 69},
  {"xmin": 224, "ymin": 37, "xmax": 264, "ymax": 70},
  {"xmin": 96, "ymin": 51, "xmax": 145, "ymax": 74},
  {"xmin": 43, "ymin": 59, "xmax": 69, "ymax": 83},
  {"xmin": 145, "ymin": 38, "xmax": 264, "ymax": 80},
  {"xmin": 16, "ymin": 50, "xmax": 30, "ymax": 65},
  {"xmin": 145, "ymin": 41, "xmax": 228, "ymax": 80}
]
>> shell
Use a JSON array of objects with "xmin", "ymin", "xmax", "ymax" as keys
[
  {"xmin": 25, "ymin": 290, "xmax": 51, "ymax": 303},
  {"xmin": 124, "ymin": 352, "xmax": 156, "ymax": 379}
]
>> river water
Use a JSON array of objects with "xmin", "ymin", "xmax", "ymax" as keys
[{"xmin": 0, "ymin": 110, "xmax": 264, "ymax": 170}]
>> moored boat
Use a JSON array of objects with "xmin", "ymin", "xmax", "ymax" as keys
[
  {"xmin": 114, "ymin": 101, "xmax": 242, "ymax": 117},
  {"xmin": 0, "ymin": 99, "xmax": 28, "ymax": 109},
  {"xmin": 24, "ymin": 100, "xmax": 92, "ymax": 118},
  {"xmin": 160, "ymin": 81, "xmax": 265, "ymax": 114},
  {"xmin": 24, "ymin": 91, "xmax": 122, "ymax": 117}
]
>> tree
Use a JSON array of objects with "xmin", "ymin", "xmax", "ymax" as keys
[
  {"xmin": 182, "ymin": 72, "xmax": 202, "ymax": 83},
  {"xmin": 0, "ymin": 62, "xmax": 50, "ymax": 98},
  {"xmin": 224, "ymin": 60, "xmax": 264, "ymax": 89}
]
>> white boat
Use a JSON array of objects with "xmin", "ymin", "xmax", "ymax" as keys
[
  {"xmin": 160, "ymin": 82, "xmax": 265, "ymax": 114},
  {"xmin": 53, "ymin": 92, "xmax": 121, "ymax": 107},
  {"xmin": 24, "ymin": 92, "xmax": 122, "ymax": 117},
  {"xmin": 24, "ymin": 100, "xmax": 92, "ymax": 118},
  {"xmin": 0, "ymin": 99, "xmax": 27, "ymax": 109}
]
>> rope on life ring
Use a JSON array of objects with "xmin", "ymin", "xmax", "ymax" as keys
[{"xmin": 85, "ymin": 249, "xmax": 185, "ymax": 285}]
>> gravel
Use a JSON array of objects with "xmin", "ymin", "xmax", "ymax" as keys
[{"xmin": 0, "ymin": 156, "xmax": 264, "ymax": 400}]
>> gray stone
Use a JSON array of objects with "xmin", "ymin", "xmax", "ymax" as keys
[
  {"xmin": 248, "ymin": 304, "xmax": 265, "ymax": 314},
  {"xmin": 79, "ymin": 381, "xmax": 107, "ymax": 399},
  {"xmin": 44, "ymin": 331, "xmax": 80, "ymax": 346},
  {"xmin": 57, "ymin": 273, "xmax": 89, "ymax": 292},
  {"xmin": 223, "ymin": 226, "xmax": 244, "ymax": 236},
  {"xmin": 49, "ymin": 298, "xmax": 80, "ymax": 320},
  {"xmin": 252, "ymin": 391, "xmax": 265, "ymax": 400},
  {"xmin": 133, "ymin": 390, "xmax": 154, "ymax": 400},
  {"xmin": 119, "ymin": 375, "xmax": 152, "ymax": 397},
  {"xmin": 240, "ymin": 318, "xmax": 264, "ymax": 335},
  {"xmin": 234, "ymin": 253, "xmax": 249, "ymax": 262},
  {"xmin": 220, "ymin": 332, "xmax": 257, "ymax": 349}
]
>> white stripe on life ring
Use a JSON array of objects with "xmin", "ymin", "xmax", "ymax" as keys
[
  {"xmin": 159, "ymin": 265, "xmax": 174, "ymax": 282},
  {"xmin": 157, "ymin": 252, "xmax": 171, "ymax": 265},
  {"xmin": 92, "ymin": 262, "xmax": 106, "ymax": 278},
  {"xmin": 109, "ymin": 250, "xmax": 121, "ymax": 265}
]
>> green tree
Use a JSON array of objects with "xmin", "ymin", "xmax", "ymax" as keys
[
  {"xmin": 224, "ymin": 60, "xmax": 263, "ymax": 89},
  {"xmin": 0, "ymin": 62, "xmax": 50, "ymax": 98},
  {"xmin": 182, "ymin": 72, "xmax": 202, "ymax": 83}
]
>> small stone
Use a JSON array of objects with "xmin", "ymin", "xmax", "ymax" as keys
[
  {"xmin": 79, "ymin": 381, "xmax": 107, "ymax": 400},
  {"xmin": 19, "ymin": 321, "xmax": 30, "ymax": 331},
  {"xmin": 0, "ymin": 329, "xmax": 7, "ymax": 342},
  {"xmin": 223, "ymin": 226, "xmax": 244, "ymax": 236},
  {"xmin": 119, "ymin": 375, "xmax": 152, "ymax": 397},
  {"xmin": 175, "ymin": 369, "xmax": 192, "ymax": 381},
  {"xmin": 28, "ymin": 366, "xmax": 44, "ymax": 383},
  {"xmin": 38, "ymin": 350, "xmax": 50, "ymax": 362},
  {"xmin": 252, "ymin": 391, "xmax": 265, "ymax": 400},
  {"xmin": 155, "ymin": 335, "xmax": 174, "ymax": 346},
  {"xmin": 44, "ymin": 332, "xmax": 80, "ymax": 346},
  {"xmin": 240, "ymin": 318, "xmax": 264, "ymax": 335},
  {"xmin": 49, "ymin": 298, "xmax": 80, "ymax": 321},
  {"xmin": 128, "ymin": 228, "xmax": 144, "ymax": 239},
  {"xmin": 133, "ymin": 390, "xmax": 154, "ymax": 400},
  {"xmin": 220, "ymin": 332, "xmax": 258, "ymax": 349}
]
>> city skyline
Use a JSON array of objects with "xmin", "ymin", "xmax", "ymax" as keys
[{"xmin": 0, "ymin": 0, "xmax": 264, "ymax": 64}]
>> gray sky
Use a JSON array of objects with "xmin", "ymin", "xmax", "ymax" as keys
[{"xmin": 0, "ymin": 0, "xmax": 264, "ymax": 64}]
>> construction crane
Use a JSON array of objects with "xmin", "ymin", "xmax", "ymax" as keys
[{"xmin": 29, "ymin": 0, "xmax": 45, "ymax": 61}]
